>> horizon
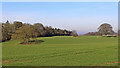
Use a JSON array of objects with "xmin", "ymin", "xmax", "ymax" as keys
[{"xmin": 2, "ymin": 2, "xmax": 118, "ymax": 34}]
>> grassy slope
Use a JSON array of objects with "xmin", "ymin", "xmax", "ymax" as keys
[{"xmin": 2, "ymin": 36, "xmax": 118, "ymax": 66}]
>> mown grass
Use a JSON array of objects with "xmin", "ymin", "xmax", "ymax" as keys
[{"xmin": 2, "ymin": 36, "xmax": 118, "ymax": 66}]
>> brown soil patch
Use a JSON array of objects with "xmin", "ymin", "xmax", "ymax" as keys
[
  {"xmin": 88, "ymin": 61, "xmax": 120, "ymax": 66},
  {"xmin": 3, "ymin": 60, "xmax": 9, "ymax": 63}
]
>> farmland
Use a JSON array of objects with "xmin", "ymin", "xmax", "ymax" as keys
[{"xmin": 2, "ymin": 36, "xmax": 118, "ymax": 66}]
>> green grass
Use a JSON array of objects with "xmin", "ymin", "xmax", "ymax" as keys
[{"xmin": 2, "ymin": 36, "xmax": 118, "ymax": 66}]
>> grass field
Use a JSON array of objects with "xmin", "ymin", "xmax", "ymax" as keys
[{"xmin": 2, "ymin": 36, "xmax": 118, "ymax": 66}]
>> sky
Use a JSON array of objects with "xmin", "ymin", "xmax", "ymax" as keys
[{"xmin": 2, "ymin": 2, "xmax": 118, "ymax": 34}]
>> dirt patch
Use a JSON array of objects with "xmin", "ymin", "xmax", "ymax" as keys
[
  {"xmin": 88, "ymin": 61, "xmax": 120, "ymax": 66},
  {"xmin": 3, "ymin": 60, "xmax": 9, "ymax": 63},
  {"xmin": 106, "ymin": 61, "xmax": 120, "ymax": 65}
]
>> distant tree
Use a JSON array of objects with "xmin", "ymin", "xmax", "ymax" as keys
[
  {"xmin": 71, "ymin": 30, "xmax": 78, "ymax": 37},
  {"xmin": 11, "ymin": 25, "xmax": 32, "ymax": 43},
  {"xmin": 45, "ymin": 26, "xmax": 54, "ymax": 36},
  {"xmin": 63, "ymin": 30, "xmax": 69, "ymax": 35},
  {"xmin": 98, "ymin": 23, "xmax": 114, "ymax": 35},
  {"xmin": 84, "ymin": 32, "xmax": 100, "ymax": 36}
]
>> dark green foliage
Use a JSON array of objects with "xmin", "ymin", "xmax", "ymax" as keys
[
  {"xmin": 2, "ymin": 21, "xmax": 23, "ymax": 42},
  {"xmin": 13, "ymin": 21, "xmax": 23, "ymax": 30},
  {"xmin": 11, "ymin": 25, "xmax": 32, "ymax": 43},
  {"xmin": 2, "ymin": 21, "xmax": 13, "ymax": 41},
  {"xmin": 2, "ymin": 20, "xmax": 73, "ymax": 42},
  {"xmin": 32, "ymin": 23, "xmax": 45, "ymax": 37}
]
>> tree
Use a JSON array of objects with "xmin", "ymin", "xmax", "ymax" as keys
[
  {"xmin": 33, "ymin": 23, "xmax": 45, "ymax": 37},
  {"xmin": 2, "ymin": 25, "xmax": 8, "ymax": 42},
  {"xmin": 98, "ymin": 23, "xmax": 114, "ymax": 35},
  {"xmin": 71, "ymin": 30, "xmax": 78, "ymax": 37},
  {"xmin": 45, "ymin": 26, "xmax": 54, "ymax": 36},
  {"xmin": 11, "ymin": 25, "xmax": 32, "ymax": 43},
  {"xmin": 2, "ymin": 20, "xmax": 13, "ymax": 41},
  {"xmin": 2, "ymin": 20, "xmax": 73, "ymax": 42},
  {"xmin": 84, "ymin": 32, "xmax": 100, "ymax": 36}
]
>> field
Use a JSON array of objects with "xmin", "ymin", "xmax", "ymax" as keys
[{"xmin": 2, "ymin": 36, "xmax": 118, "ymax": 66}]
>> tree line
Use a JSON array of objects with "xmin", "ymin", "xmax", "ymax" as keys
[{"xmin": 1, "ymin": 20, "xmax": 78, "ymax": 43}]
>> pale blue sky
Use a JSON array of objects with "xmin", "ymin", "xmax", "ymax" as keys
[{"xmin": 2, "ymin": 2, "xmax": 118, "ymax": 34}]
